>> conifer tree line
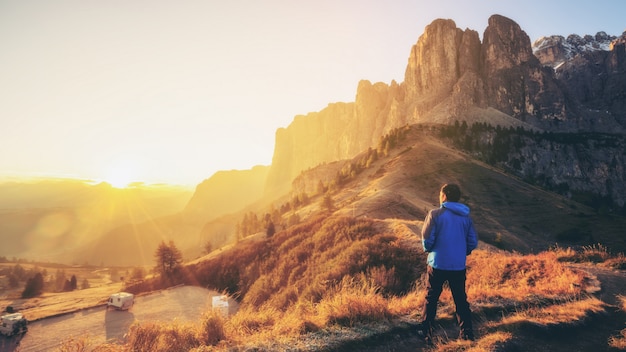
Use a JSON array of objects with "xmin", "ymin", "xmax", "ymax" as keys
[
  {"xmin": 440, "ymin": 120, "xmax": 625, "ymax": 213},
  {"xmin": 0, "ymin": 258, "xmax": 148, "ymax": 298},
  {"xmin": 0, "ymin": 263, "xmax": 87, "ymax": 298}
]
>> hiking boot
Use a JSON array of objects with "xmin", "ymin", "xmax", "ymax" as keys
[
  {"xmin": 415, "ymin": 323, "xmax": 433, "ymax": 346},
  {"xmin": 460, "ymin": 331, "xmax": 475, "ymax": 341}
]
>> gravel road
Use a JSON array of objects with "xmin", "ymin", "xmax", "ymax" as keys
[{"xmin": 0, "ymin": 286, "xmax": 236, "ymax": 352}]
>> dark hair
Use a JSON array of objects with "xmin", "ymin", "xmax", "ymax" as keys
[{"xmin": 441, "ymin": 184, "xmax": 461, "ymax": 202}]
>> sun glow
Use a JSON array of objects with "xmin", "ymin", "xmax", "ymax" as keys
[{"xmin": 103, "ymin": 160, "xmax": 139, "ymax": 188}]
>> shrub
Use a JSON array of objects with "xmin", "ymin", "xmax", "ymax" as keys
[
  {"xmin": 316, "ymin": 275, "xmax": 392, "ymax": 327},
  {"xmin": 552, "ymin": 243, "xmax": 621, "ymax": 265},
  {"xmin": 126, "ymin": 321, "xmax": 200, "ymax": 352},
  {"xmin": 22, "ymin": 272, "xmax": 44, "ymax": 298},
  {"xmin": 198, "ymin": 311, "xmax": 226, "ymax": 346}
]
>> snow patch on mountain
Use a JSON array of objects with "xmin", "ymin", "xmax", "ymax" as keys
[{"xmin": 532, "ymin": 31, "xmax": 624, "ymax": 68}]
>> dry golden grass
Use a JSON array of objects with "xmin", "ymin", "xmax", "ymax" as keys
[
  {"xmin": 434, "ymin": 331, "xmax": 513, "ymax": 352},
  {"xmin": 491, "ymin": 297, "xmax": 605, "ymax": 328},
  {"xmin": 466, "ymin": 250, "xmax": 585, "ymax": 304},
  {"xmin": 315, "ymin": 275, "xmax": 392, "ymax": 327},
  {"xmin": 609, "ymin": 329, "xmax": 626, "ymax": 350},
  {"xmin": 125, "ymin": 321, "xmax": 200, "ymax": 352},
  {"xmin": 552, "ymin": 243, "xmax": 626, "ymax": 269},
  {"xmin": 67, "ymin": 216, "xmax": 608, "ymax": 351},
  {"xmin": 609, "ymin": 295, "xmax": 626, "ymax": 349},
  {"xmin": 55, "ymin": 336, "xmax": 122, "ymax": 352}
]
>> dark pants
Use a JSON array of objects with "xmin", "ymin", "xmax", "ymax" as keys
[{"xmin": 421, "ymin": 266, "xmax": 473, "ymax": 337}]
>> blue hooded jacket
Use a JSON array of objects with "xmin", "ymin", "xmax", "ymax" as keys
[{"xmin": 421, "ymin": 201, "xmax": 478, "ymax": 270}]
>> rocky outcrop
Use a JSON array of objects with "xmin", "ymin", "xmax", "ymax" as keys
[
  {"xmin": 265, "ymin": 80, "xmax": 407, "ymax": 194},
  {"xmin": 481, "ymin": 15, "xmax": 570, "ymax": 127}
]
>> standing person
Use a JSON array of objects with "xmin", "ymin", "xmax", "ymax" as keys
[{"xmin": 417, "ymin": 183, "xmax": 478, "ymax": 343}]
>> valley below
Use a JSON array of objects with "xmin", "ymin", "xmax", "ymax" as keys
[{"xmin": 0, "ymin": 285, "xmax": 237, "ymax": 352}]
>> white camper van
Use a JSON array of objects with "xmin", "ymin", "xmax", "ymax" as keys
[
  {"xmin": 0, "ymin": 313, "xmax": 28, "ymax": 336},
  {"xmin": 107, "ymin": 292, "xmax": 134, "ymax": 310},
  {"xmin": 212, "ymin": 295, "xmax": 229, "ymax": 316}
]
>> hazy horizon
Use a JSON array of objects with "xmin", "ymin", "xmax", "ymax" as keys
[{"xmin": 1, "ymin": 0, "xmax": 625, "ymax": 187}]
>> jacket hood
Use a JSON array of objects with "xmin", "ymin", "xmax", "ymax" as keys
[{"xmin": 441, "ymin": 201, "xmax": 470, "ymax": 216}]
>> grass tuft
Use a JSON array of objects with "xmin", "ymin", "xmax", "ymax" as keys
[{"xmin": 609, "ymin": 295, "xmax": 626, "ymax": 349}]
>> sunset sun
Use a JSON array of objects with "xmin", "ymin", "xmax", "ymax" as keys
[{"xmin": 103, "ymin": 161, "xmax": 139, "ymax": 188}]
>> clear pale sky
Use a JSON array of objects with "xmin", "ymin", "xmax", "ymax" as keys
[{"xmin": 1, "ymin": 0, "xmax": 624, "ymax": 187}]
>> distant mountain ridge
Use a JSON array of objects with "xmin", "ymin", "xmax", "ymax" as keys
[{"xmin": 0, "ymin": 179, "xmax": 191, "ymax": 262}]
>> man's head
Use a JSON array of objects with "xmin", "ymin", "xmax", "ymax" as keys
[{"xmin": 440, "ymin": 183, "xmax": 461, "ymax": 203}]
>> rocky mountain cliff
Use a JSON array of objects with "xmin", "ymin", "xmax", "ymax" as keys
[
  {"xmin": 533, "ymin": 31, "xmax": 626, "ymax": 128},
  {"xmin": 265, "ymin": 14, "xmax": 626, "ymax": 206}
]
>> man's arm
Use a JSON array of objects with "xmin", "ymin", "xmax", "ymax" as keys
[
  {"xmin": 466, "ymin": 218, "xmax": 478, "ymax": 255},
  {"xmin": 421, "ymin": 210, "xmax": 437, "ymax": 252}
]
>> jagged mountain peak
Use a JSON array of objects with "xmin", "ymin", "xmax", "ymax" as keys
[
  {"xmin": 532, "ymin": 31, "xmax": 626, "ymax": 68},
  {"xmin": 263, "ymin": 14, "xmax": 626, "ymax": 196}
]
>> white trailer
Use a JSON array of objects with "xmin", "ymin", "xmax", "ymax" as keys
[
  {"xmin": 212, "ymin": 295, "xmax": 229, "ymax": 316},
  {"xmin": 106, "ymin": 292, "xmax": 134, "ymax": 310},
  {"xmin": 0, "ymin": 313, "xmax": 28, "ymax": 337}
]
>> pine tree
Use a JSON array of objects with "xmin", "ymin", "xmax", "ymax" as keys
[
  {"xmin": 154, "ymin": 240, "xmax": 183, "ymax": 277},
  {"xmin": 22, "ymin": 272, "xmax": 44, "ymax": 298}
]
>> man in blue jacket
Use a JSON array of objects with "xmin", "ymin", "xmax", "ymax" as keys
[{"xmin": 418, "ymin": 183, "xmax": 478, "ymax": 343}]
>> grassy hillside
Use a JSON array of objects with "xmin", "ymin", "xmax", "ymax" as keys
[
  {"xmin": 53, "ymin": 124, "xmax": 626, "ymax": 351},
  {"xmin": 297, "ymin": 125, "xmax": 626, "ymax": 253},
  {"xmin": 72, "ymin": 214, "xmax": 624, "ymax": 351}
]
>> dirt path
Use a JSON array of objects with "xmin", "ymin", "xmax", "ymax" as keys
[
  {"xmin": 0, "ymin": 286, "xmax": 237, "ymax": 352},
  {"xmin": 581, "ymin": 265, "xmax": 626, "ymax": 306},
  {"xmin": 332, "ymin": 265, "xmax": 626, "ymax": 351}
]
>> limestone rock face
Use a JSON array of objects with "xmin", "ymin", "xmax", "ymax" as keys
[
  {"xmin": 404, "ymin": 19, "xmax": 463, "ymax": 101},
  {"xmin": 481, "ymin": 15, "xmax": 570, "ymax": 127},
  {"xmin": 264, "ymin": 14, "xmax": 626, "ymax": 196},
  {"xmin": 482, "ymin": 15, "xmax": 536, "ymax": 71},
  {"xmin": 403, "ymin": 19, "xmax": 483, "ymax": 123},
  {"xmin": 266, "ymin": 102, "xmax": 356, "ymax": 194},
  {"xmin": 265, "ymin": 80, "xmax": 405, "ymax": 194}
]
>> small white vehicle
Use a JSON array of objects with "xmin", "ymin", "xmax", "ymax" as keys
[
  {"xmin": 212, "ymin": 295, "xmax": 229, "ymax": 316},
  {"xmin": 0, "ymin": 313, "xmax": 28, "ymax": 337},
  {"xmin": 106, "ymin": 292, "xmax": 134, "ymax": 310}
]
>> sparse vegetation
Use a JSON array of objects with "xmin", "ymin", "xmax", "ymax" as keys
[
  {"xmin": 552, "ymin": 243, "xmax": 626, "ymax": 269},
  {"xmin": 73, "ymin": 214, "xmax": 608, "ymax": 351},
  {"xmin": 609, "ymin": 295, "xmax": 626, "ymax": 349}
]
